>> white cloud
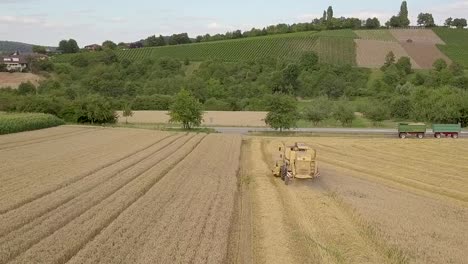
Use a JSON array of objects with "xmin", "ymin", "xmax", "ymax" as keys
[{"xmin": 207, "ymin": 22, "xmax": 222, "ymax": 29}]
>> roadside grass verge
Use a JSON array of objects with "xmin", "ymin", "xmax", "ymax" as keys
[{"xmin": 0, "ymin": 113, "xmax": 65, "ymax": 135}]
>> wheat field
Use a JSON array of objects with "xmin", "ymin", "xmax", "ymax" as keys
[{"xmin": 0, "ymin": 126, "xmax": 241, "ymax": 264}]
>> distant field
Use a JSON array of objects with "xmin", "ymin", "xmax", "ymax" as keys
[
  {"xmin": 117, "ymin": 111, "xmax": 268, "ymax": 127},
  {"xmin": 54, "ymin": 31, "xmax": 357, "ymax": 65},
  {"xmin": 433, "ymin": 28, "xmax": 468, "ymax": 68},
  {"xmin": 0, "ymin": 73, "xmax": 43, "ymax": 89},
  {"xmin": 354, "ymin": 30, "xmax": 396, "ymax": 41}
]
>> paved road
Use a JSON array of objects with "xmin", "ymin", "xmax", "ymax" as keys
[{"xmin": 212, "ymin": 127, "xmax": 468, "ymax": 137}]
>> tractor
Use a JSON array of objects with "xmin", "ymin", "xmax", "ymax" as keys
[{"xmin": 272, "ymin": 142, "xmax": 320, "ymax": 185}]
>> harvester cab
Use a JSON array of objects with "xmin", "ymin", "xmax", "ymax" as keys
[{"xmin": 273, "ymin": 142, "xmax": 320, "ymax": 185}]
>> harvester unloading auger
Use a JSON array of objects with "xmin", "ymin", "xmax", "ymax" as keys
[{"xmin": 273, "ymin": 142, "xmax": 320, "ymax": 185}]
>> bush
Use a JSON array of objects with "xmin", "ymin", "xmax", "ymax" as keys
[
  {"xmin": 74, "ymin": 95, "xmax": 117, "ymax": 124},
  {"xmin": 0, "ymin": 113, "xmax": 65, "ymax": 135},
  {"xmin": 17, "ymin": 82, "xmax": 36, "ymax": 95},
  {"xmin": 364, "ymin": 103, "xmax": 389, "ymax": 124},
  {"xmin": 433, "ymin": 59, "xmax": 448, "ymax": 72},
  {"xmin": 390, "ymin": 96, "xmax": 412, "ymax": 119},
  {"xmin": 395, "ymin": 56, "xmax": 412, "ymax": 75}
]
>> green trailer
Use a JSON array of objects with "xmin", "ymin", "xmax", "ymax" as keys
[
  {"xmin": 432, "ymin": 124, "xmax": 461, "ymax": 139},
  {"xmin": 398, "ymin": 123, "xmax": 427, "ymax": 139}
]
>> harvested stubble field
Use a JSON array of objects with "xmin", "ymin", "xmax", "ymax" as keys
[
  {"xmin": 355, "ymin": 39, "xmax": 421, "ymax": 69},
  {"xmin": 0, "ymin": 126, "xmax": 242, "ymax": 264},
  {"xmin": 117, "ymin": 110, "xmax": 268, "ymax": 127},
  {"xmin": 232, "ymin": 137, "xmax": 468, "ymax": 264},
  {"xmin": 2, "ymin": 127, "xmax": 467, "ymax": 264},
  {"xmin": 0, "ymin": 73, "xmax": 43, "ymax": 89}
]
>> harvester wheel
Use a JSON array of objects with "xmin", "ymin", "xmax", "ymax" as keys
[{"xmin": 285, "ymin": 175, "xmax": 290, "ymax": 185}]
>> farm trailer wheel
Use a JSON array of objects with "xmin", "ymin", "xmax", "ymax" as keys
[
  {"xmin": 399, "ymin": 133, "xmax": 407, "ymax": 139},
  {"xmin": 435, "ymin": 133, "xmax": 442, "ymax": 139}
]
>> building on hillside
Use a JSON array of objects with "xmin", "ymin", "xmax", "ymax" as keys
[
  {"xmin": 0, "ymin": 51, "xmax": 28, "ymax": 72},
  {"xmin": 0, "ymin": 51, "xmax": 49, "ymax": 72},
  {"xmin": 84, "ymin": 44, "xmax": 102, "ymax": 51}
]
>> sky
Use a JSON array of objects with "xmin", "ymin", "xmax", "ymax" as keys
[{"xmin": 1, "ymin": 0, "xmax": 467, "ymax": 46}]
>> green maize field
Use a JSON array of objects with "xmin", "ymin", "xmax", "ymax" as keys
[{"xmin": 0, "ymin": 113, "xmax": 65, "ymax": 135}]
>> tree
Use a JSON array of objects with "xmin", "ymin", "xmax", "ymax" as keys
[
  {"xmin": 449, "ymin": 62, "xmax": 464, "ymax": 76},
  {"xmin": 386, "ymin": 16, "xmax": 401, "ymax": 28},
  {"xmin": 386, "ymin": 1, "xmax": 410, "ymax": 28},
  {"xmin": 169, "ymin": 89, "xmax": 203, "ymax": 129},
  {"xmin": 390, "ymin": 96, "xmax": 412, "ymax": 119},
  {"xmin": 122, "ymin": 104, "xmax": 133, "ymax": 124},
  {"xmin": 265, "ymin": 95, "xmax": 298, "ymax": 131},
  {"xmin": 382, "ymin": 51, "xmax": 396, "ymax": 70},
  {"xmin": 102, "ymin": 40, "xmax": 117, "ymax": 50},
  {"xmin": 383, "ymin": 65, "xmax": 403, "ymax": 86},
  {"xmin": 32, "ymin": 45, "xmax": 47, "ymax": 54},
  {"xmin": 322, "ymin": 11, "xmax": 327, "ymax": 22},
  {"xmin": 399, "ymin": 1, "xmax": 410, "ymax": 27},
  {"xmin": 417, "ymin": 13, "xmax": 435, "ymax": 27},
  {"xmin": 303, "ymin": 97, "xmax": 331, "ymax": 125},
  {"xmin": 433, "ymin": 59, "xmax": 448, "ymax": 72},
  {"xmin": 365, "ymin": 17, "xmax": 381, "ymax": 29},
  {"xmin": 326, "ymin": 6, "xmax": 334, "ymax": 22},
  {"xmin": 17, "ymin": 82, "xmax": 36, "ymax": 95},
  {"xmin": 74, "ymin": 95, "xmax": 117, "ymax": 124},
  {"xmin": 452, "ymin": 18, "xmax": 467, "ymax": 29},
  {"xmin": 395, "ymin": 56, "xmax": 412, "ymax": 75},
  {"xmin": 299, "ymin": 51, "xmax": 319, "ymax": 70},
  {"xmin": 58, "ymin": 39, "xmax": 79, "ymax": 54},
  {"xmin": 0, "ymin": 63, "xmax": 6, "ymax": 72},
  {"xmin": 333, "ymin": 102, "xmax": 355, "ymax": 127},
  {"xmin": 157, "ymin": 35, "xmax": 166, "ymax": 46},
  {"xmin": 445, "ymin": 17, "xmax": 453, "ymax": 27},
  {"xmin": 364, "ymin": 103, "xmax": 389, "ymax": 125}
]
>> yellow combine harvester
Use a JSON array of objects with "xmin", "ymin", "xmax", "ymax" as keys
[{"xmin": 273, "ymin": 142, "xmax": 320, "ymax": 185}]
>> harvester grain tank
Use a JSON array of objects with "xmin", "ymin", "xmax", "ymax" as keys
[{"xmin": 273, "ymin": 142, "xmax": 320, "ymax": 185}]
